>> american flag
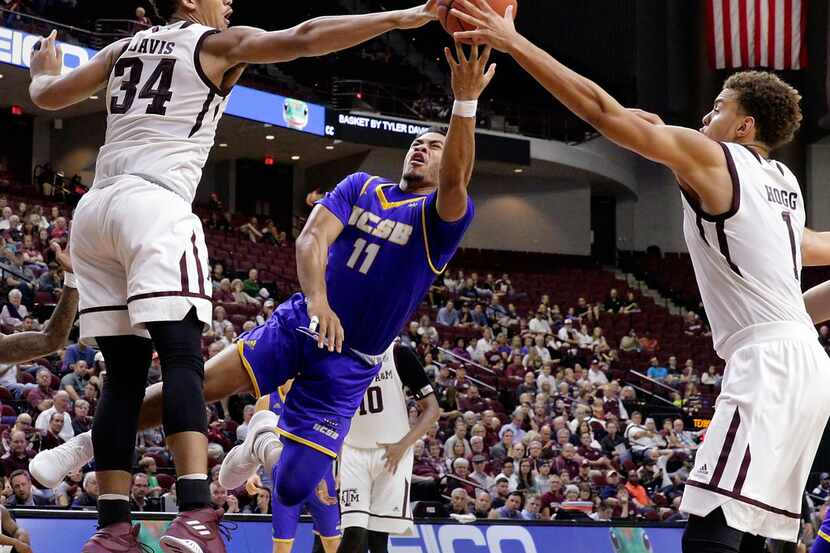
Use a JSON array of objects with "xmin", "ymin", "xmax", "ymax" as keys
[{"xmin": 706, "ymin": 0, "xmax": 807, "ymax": 70}]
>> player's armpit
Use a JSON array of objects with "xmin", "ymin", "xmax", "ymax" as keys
[{"xmin": 29, "ymin": 37, "xmax": 129, "ymax": 111}]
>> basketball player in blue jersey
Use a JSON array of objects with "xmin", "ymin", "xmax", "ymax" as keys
[{"xmin": 31, "ymin": 38, "xmax": 495, "ymax": 536}]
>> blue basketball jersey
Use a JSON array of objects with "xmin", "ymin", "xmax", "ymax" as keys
[{"xmin": 318, "ymin": 172, "xmax": 474, "ymax": 355}]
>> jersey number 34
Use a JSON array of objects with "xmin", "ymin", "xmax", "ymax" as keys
[{"xmin": 110, "ymin": 58, "xmax": 177, "ymax": 116}]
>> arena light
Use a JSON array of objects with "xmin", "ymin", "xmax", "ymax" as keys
[
  {"xmin": 265, "ymin": 135, "xmax": 275, "ymax": 141},
  {"xmin": 10, "ymin": 105, "xmax": 23, "ymax": 116},
  {"xmin": 325, "ymin": 145, "xmax": 335, "ymax": 150},
  {"xmin": 514, "ymin": 168, "xmax": 524, "ymax": 173},
  {"xmin": 355, "ymin": 92, "xmax": 363, "ymax": 100},
  {"xmin": 291, "ymin": 155, "xmax": 301, "ymax": 161},
  {"xmin": 218, "ymin": 143, "xmax": 228, "ymax": 148},
  {"xmin": 264, "ymin": 155, "xmax": 275, "ymax": 166},
  {"xmin": 89, "ymin": 95, "xmax": 98, "ymax": 100}
]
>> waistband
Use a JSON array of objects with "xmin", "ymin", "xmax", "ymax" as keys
[
  {"xmin": 92, "ymin": 173, "xmax": 190, "ymax": 203},
  {"xmin": 717, "ymin": 321, "xmax": 818, "ymax": 359}
]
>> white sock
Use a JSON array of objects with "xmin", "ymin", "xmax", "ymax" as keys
[
  {"xmin": 98, "ymin": 494, "xmax": 129, "ymax": 502},
  {"xmin": 178, "ymin": 473, "xmax": 208, "ymax": 481},
  {"xmin": 253, "ymin": 431, "xmax": 282, "ymax": 471}
]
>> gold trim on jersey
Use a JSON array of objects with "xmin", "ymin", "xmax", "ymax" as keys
[
  {"xmin": 421, "ymin": 200, "xmax": 449, "ymax": 276},
  {"xmin": 819, "ymin": 529, "xmax": 830, "ymax": 543},
  {"xmin": 274, "ymin": 428, "xmax": 338, "ymax": 458},
  {"xmin": 376, "ymin": 184, "xmax": 426, "ymax": 210},
  {"xmin": 272, "ymin": 538, "xmax": 294, "ymax": 543},
  {"xmin": 237, "ymin": 341, "xmax": 262, "ymax": 399},
  {"xmin": 359, "ymin": 176, "xmax": 380, "ymax": 196}
]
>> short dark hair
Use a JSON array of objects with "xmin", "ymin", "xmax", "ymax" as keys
[
  {"xmin": 149, "ymin": 0, "xmax": 179, "ymax": 21},
  {"xmin": 415, "ymin": 126, "xmax": 448, "ymax": 140},
  {"xmin": 9, "ymin": 470, "xmax": 29, "ymax": 483},
  {"xmin": 723, "ymin": 71, "xmax": 802, "ymax": 150}
]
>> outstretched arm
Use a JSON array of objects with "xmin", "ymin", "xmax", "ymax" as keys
[
  {"xmin": 0, "ymin": 243, "xmax": 78, "ymax": 364},
  {"xmin": 205, "ymin": 2, "xmax": 436, "ymax": 66},
  {"xmin": 801, "ymin": 228, "xmax": 830, "ymax": 324},
  {"xmin": 29, "ymin": 31, "xmax": 129, "ymax": 111},
  {"xmin": 451, "ymin": 0, "xmax": 729, "ymax": 209},
  {"xmin": 436, "ymin": 43, "xmax": 496, "ymax": 222}
]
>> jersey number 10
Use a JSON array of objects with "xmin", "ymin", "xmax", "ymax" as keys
[
  {"xmin": 357, "ymin": 386, "xmax": 383, "ymax": 415},
  {"xmin": 110, "ymin": 58, "xmax": 177, "ymax": 116}
]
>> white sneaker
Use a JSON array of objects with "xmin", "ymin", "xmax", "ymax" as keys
[
  {"xmin": 31, "ymin": 430, "xmax": 94, "ymax": 488},
  {"xmin": 219, "ymin": 410, "xmax": 278, "ymax": 490}
]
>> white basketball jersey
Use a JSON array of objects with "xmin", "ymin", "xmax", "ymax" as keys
[
  {"xmin": 93, "ymin": 21, "xmax": 229, "ymax": 204},
  {"xmin": 680, "ymin": 142, "xmax": 815, "ymax": 357},
  {"xmin": 345, "ymin": 348, "xmax": 411, "ymax": 449}
]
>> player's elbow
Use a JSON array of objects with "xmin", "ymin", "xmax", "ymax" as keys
[{"xmin": 29, "ymin": 87, "xmax": 64, "ymax": 111}]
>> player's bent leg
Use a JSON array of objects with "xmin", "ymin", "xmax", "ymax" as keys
[
  {"xmin": 682, "ymin": 508, "xmax": 745, "ymax": 553},
  {"xmin": 273, "ymin": 440, "xmax": 335, "ymax": 507},
  {"xmin": 367, "ymin": 531, "xmax": 389, "ymax": 553},
  {"xmin": 30, "ymin": 429, "xmax": 93, "ymax": 489},
  {"xmin": 336, "ymin": 528, "xmax": 368, "ymax": 553},
  {"xmin": 810, "ymin": 513, "xmax": 830, "ymax": 553},
  {"xmin": 219, "ymin": 411, "xmax": 281, "ymax": 490}
]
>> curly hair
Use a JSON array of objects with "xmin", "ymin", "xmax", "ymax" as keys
[
  {"xmin": 148, "ymin": 0, "xmax": 180, "ymax": 22},
  {"xmin": 723, "ymin": 71, "xmax": 802, "ymax": 150}
]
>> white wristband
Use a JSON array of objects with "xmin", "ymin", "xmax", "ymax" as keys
[
  {"xmin": 452, "ymin": 100, "xmax": 478, "ymax": 118},
  {"xmin": 63, "ymin": 272, "xmax": 77, "ymax": 289}
]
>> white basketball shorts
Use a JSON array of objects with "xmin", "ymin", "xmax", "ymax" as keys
[
  {"xmin": 70, "ymin": 175, "xmax": 212, "ymax": 344},
  {"xmin": 339, "ymin": 443, "xmax": 414, "ymax": 535},
  {"xmin": 680, "ymin": 321, "xmax": 830, "ymax": 542}
]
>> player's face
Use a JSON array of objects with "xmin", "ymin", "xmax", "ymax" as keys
[
  {"xmin": 700, "ymin": 89, "xmax": 750, "ymax": 142},
  {"xmin": 401, "ymin": 133, "xmax": 446, "ymax": 188},
  {"xmin": 197, "ymin": 0, "xmax": 233, "ymax": 30}
]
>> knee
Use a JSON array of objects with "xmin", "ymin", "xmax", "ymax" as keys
[
  {"xmin": 274, "ymin": 477, "xmax": 311, "ymax": 508},
  {"xmin": 338, "ymin": 527, "xmax": 367, "ymax": 553}
]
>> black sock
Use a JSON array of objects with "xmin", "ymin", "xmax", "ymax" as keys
[
  {"xmin": 177, "ymin": 477, "xmax": 210, "ymax": 512},
  {"xmin": 98, "ymin": 498, "xmax": 130, "ymax": 528}
]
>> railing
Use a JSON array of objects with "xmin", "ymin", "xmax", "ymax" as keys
[
  {"xmin": 437, "ymin": 347, "xmax": 497, "ymax": 376},
  {"xmin": 443, "ymin": 363, "xmax": 496, "ymax": 393}
]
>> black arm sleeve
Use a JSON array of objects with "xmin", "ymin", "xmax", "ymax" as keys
[{"xmin": 393, "ymin": 344, "xmax": 434, "ymax": 400}]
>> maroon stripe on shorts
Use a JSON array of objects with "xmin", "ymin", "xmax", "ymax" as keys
[
  {"xmin": 191, "ymin": 232, "xmax": 205, "ymax": 295},
  {"xmin": 127, "ymin": 291, "xmax": 212, "ymax": 303},
  {"xmin": 710, "ymin": 407, "xmax": 741, "ymax": 488},
  {"xmin": 79, "ymin": 305, "xmax": 128, "ymax": 315},
  {"xmin": 402, "ymin": 478, "xmax": 409, "ymax": 517},
  {"xmin": 685, "ymin": 480, "xmax": 800, "ymax": 519},
  {"xmin": 180, "ymin": 252, "xmax": 189, "ymax": 293},
  {"xmin": 733, "ymin": 445, "xmax": 752, "ymax": 495}
]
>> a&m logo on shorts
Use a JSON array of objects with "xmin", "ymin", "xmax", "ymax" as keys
[{"xmin": 340, "ymin": 488, "xmax": 360, "ymax": 507}]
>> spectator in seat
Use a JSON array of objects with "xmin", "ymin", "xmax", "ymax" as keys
[
  {"xmin": 473, "ymin": 491, "xmax": 493, "ymax": 518},
  {"xmin": 446, "ymin": 488, "xmax": 471, "ymax": 516},
  {"xmin": 701, "ymin": 365, "xmax": 722, "ymax": 387},
  {"xmin": 490, "ymin": 491, "xmax": 523, "ymax": 519},
  {"xmin": 6, "ymin": 470, "xmax": 53, "ymax": 507},
  {"xmin": 539, "ymin": 474, "xmax": 565, "ymax": 518},
  {"xmin": 469, "ymin": 454, "xmax": 493, "ymax": 490},
  {"xmin": 210, "ymin": 262, "xmax": 225, "ymax": 288},
  {"xmin": 129, "ymin": 473, "xmax": 161, "ymax": 512},
  {"xmin": 138, "ymin": 457, "xmax": 163, "ymax": 497},
  {"xmin": 62, "ymin": 341, "xmax": 97, "ymax": 373},
  {"xmin": 242, "ymin": 268, "xmax": 263, "ymax": 298},
  {"xmin": 231, "ymin": 278, "xmax": 261, "ymax": 307},
  {"xmin": 528, "ymin": 309, "xmax": 551, "ymax": 334},
  {"xmin": 72, "ymin": 399, "xmax": 92, "ymax": 435},
  {"xmin": 444, "ymin": 419, "xmax": 471, "ymax": 458},
  {"xmin": 490, "ymin": 429, "xmax": 513, "ymax": 462},
  {"xmin": 638, "ymin": 330, "xmax": 659, "ymax": 352},
  {"xmin": 446, "ymin": 458, "xmax": 476, "ymax": 498},
  {"xmin": 553, "ymin": 444, "xmax": 581, "ymax": 476},
  {"xmin": 38, "ymin": 262, "xmax": 62, "ymax": 296},
  {"xmin": 521, "ymin": 494, "xmax": 542, "ymax": 520},
  {"xmin": 557, "ymin": 319, "xmax": 580, "ymax": 347},
  {"xmin": 417, "ymin": 315, "xmax": 439, "ymax": 343},
  {"xmin": 683, "ymin": 311, "xmax": 705, "ymax": 336},
  {"xmin": 40, "ymin": 412, "xmax": 66, "ymax": 451},
  {"xmin": 457, "ymin": 384, "xmax": 486, "ymax": 413},
  {"xmin": 261, "ymin": 219, "xmax": 287, "ymax": 246},
  {"xmin": 1, "ymin": 431, "xmax": 35, "ymax": 477},
  {"xmin": 494, "ymin": 457, "xmax": 519, "ymax": 491},
  {"xmin": 209, "ymin": 305, "xmax": 234, "ymax": 337},
  {"xmin": 516, "ymin": 458, "xmax": 536, "ymax": 494},
  {"xmin": 599, "ymin": 470, "xmax": 622, "ymax": 500},
  {"xmin": 213, "ymin": 278, "xmax": 234, "ymax": 304},
  {"xmin": 239, "ymin": 217, "xmax": 263, "ymax": 243},
  {"xmin": 134, "ymin": 6, "xmax": 151, "ymax": 27},
  {"xmin": 72, "ymin": 471, "xmax": 98, "ymax": 509},
  {"xmin": 60, "ymin": 359, "xmax": 90, "ymax": 401},
  {"xmin": 820, "ymin": 325, "xmax": 830, "ymax": 350},
  {"xmin": 485, "ymin": 295, "xmax": 508, "ymax": 326},
  {"xmin": 646, "ymin": 357, "xmax": 668, "ymax": 381},
  {"xmin": 620, "ymin": 291, "xmax": 641, "ymax": 313},
  {"xmin": 604, "ymin": 288, "xmax": 624, "ymax": 313},
  {"xmin": 470, "ymin": 304, "xmax": 488, "ymax": 327},
  {"xmin": 437, "ymin": 300, "xmax": 459, "ymax": 327},
  {"xmin": 619, "ymin": 329, "xmax": 639, "ymax": 352},
  {"xmin": 812, "ymin": 472, "xmax": 830, "ymax": 501},
  {"xmin": 624, "ymin": 469, "xmax": 653, "ymax": 509},
  {"xmin": 587, "ymin": 360, "xmax": 609, "ymax": 386},
  {"xmin": 49, "ymin": 216, "xmax": 68, "ymax": 241},
  {"xmin": 600, "ymin": 421, "xmax": 626, "ymax": 459},
  {"xmin": 209, "ymin": 481, "xmax": 239, "ymax": 513},
  {"xmin": 236, "ymin": 404, "xmax": 256, "ymax": 442},
  {"xmin": 35, "ymin": 390, "xmax": 74, "ymax": 442},
  {"xmin": 500, "ymin": 409, "xmax": 527, "ymax": 442},
  {"xmin": 490, "ymin": 477, "xmax": 511, "ymax": 508},
  {"xmin": 27, "ymin": 368, "xmax": 56, "ymax": 416},
  {"xmin": 0, "ymin": 289, "xmax": 28, "ymax": 328}
]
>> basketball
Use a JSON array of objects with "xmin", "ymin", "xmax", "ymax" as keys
[{"xmin": 438, "ymin": 0, "xmax": 518, "ymax": 42}]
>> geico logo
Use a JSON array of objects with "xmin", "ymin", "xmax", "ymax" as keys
[
  {"xmin": 348, "ymin": 206, "xmax": 413, "ymax": 246},
  {"xmin": 0, "ymin": 27, "xmax": 92, "ymax": 75},
  {"xmin": 394, "ymin": 524, "xmax": 538, "ymax": 553}
]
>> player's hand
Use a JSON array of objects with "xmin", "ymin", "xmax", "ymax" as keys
[
  {"xmin": 397, "ymin": 0, "xmax": 438, "ymax": 30},
  {"xmin": 316, "ymin": 476, "xmax": 338, "ymax": 506},
  {"xmin": 29, "ymin": 30, "xmax": 63, "ymax": 78},
  {"xmin": 444, "ymin": 42, "xmax": 496, "ymax": 102},
  {"xmin": 13, "ymin": 540, "xmax": 33, "ymax": 553},
  {"xmin": 379, "ymin": 440, "xmax": 409, "ymax": 474},
  {"xmin": 245, "ymin": 474, "xmax": 265, "ymax": 497},
  {"xmin": 50, "ymin": 240, "xmax": 72, "ymax": 273},
  {"xmin": 451, "ymin": 0, "xmax": 518, "ymax": 53},
  {"xmin": 307, "ymin": 298, "xmax": 344, "ymax": 353}
]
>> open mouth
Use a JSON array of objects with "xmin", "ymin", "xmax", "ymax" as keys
[
  {"xmin": 224, "ymin": 10, "xmax": 232, "ymax": 24},
  {"xmin": 410, "ymin": 152, "xmax": 425, "ymax": 166}
]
